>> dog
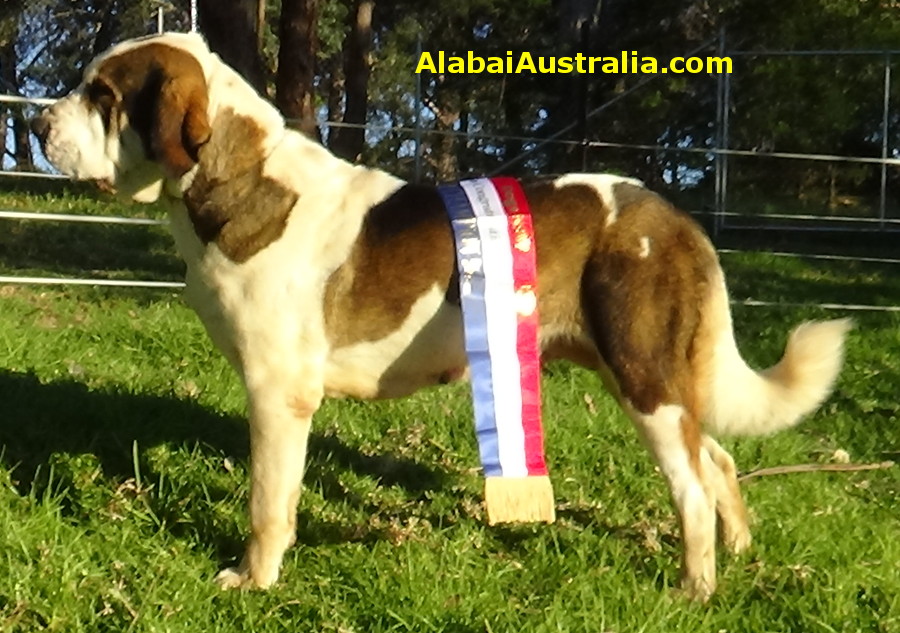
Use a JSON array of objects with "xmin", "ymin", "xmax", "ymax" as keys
[{"xmin": 31, "ymin": 32, "xmax": 851, "ymax": 601}]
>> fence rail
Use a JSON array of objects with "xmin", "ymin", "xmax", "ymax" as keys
[
  {"xmin": 0, "ymin": 95, "xmax": 55, "ymax": 106},
  {"xmin": 0, "ymin": 209, "xmax": 166, "ymax": 226},
  {"xmin": 0, "ymin": 275, "xmax": 184, "ymax": 289}
]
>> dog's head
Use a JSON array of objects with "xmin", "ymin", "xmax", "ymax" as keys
[{"xmin": 31, "ymin": 33, "xmax": 216, "ymax": 202}]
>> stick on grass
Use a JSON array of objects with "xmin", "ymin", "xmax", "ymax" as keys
[{"xmin": 738, "ymin": 461, "xmax": 895, "ymax": 482}]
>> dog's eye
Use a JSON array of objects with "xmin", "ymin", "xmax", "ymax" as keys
[{"xmin": 86, "ymin": 79, "xmax": 117, "ymax": 126}]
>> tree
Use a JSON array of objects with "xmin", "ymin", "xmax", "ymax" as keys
[
  {"xmin": 197, "ymin": 0, "xmax": 268, "ymax": 94},
  {"xmin": 328, "ymin": 0, "xmax": 374, "ymax": 161},
  {"xmin": 275, "ymin": 0, "xmax": 320, "ymax": 138},
  {"xmin": 16, "ymin": 0, "xmax": 161, "ymax": 96},
  {"xmin": 5, "ymin": 0, "xmax": 898, "ymax": 214},
  {"xmin": 1, "ymin": 0, "xmax": 31, "ymax": 170}
]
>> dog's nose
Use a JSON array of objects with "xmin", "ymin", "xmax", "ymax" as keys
[{"xmin": 30, "ymin": 113, "xmax": 51, "ymax": 144}]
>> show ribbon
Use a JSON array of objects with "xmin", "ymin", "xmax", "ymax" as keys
[{"xmin": 438, "ymin": 177, "xmax": 555, "ymax": 524}]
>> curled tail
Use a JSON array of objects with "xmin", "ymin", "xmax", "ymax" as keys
[{"xmin": 702, "ymin": 283, "xmax": 852, "ymax": 437}]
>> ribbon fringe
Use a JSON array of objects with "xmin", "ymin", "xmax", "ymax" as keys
[{"xmin": 484, "ymin": 475, "xmax": 556, "ymax": 524}]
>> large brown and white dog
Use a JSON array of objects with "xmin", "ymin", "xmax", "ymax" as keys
[{"xmin": 32, "ymin": 32, "xmax": 850, "ymax": 600}]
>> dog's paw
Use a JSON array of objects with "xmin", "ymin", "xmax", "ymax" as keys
[
  {"xmin": 214, "ymin": 564, "xmax": 280, "ymax": 590},
  {"xmin": 680, "ymin": 576, "xmax": 715, "ymax": 603},
  {"xmin": 723, "ymin": 527, "xmax": 752, "ymax": 555},
  {"xmin": 214, "ymin": 567, "xmax": 251, "ymax": 590}
]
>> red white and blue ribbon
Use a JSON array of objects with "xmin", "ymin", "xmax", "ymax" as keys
[{"xmin": 439, "ymin": 178, "xmax": 550, "ymax": 492}]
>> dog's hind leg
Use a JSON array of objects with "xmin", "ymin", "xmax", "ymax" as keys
[
  {"xmin": 629, "ymin": 404, "xmax": 718, "ymax": 601},
  {"xmin": 583, "ymin": 254, "xmax": 716, "ymax": 600},
  {"xmin": 702, "ymin": 435, "xmax": 751, "ymax": 554},
  {"xmin": 215, "ymin": 380, "xmax": 321, "ymax": 590}
]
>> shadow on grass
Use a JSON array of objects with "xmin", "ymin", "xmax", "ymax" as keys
[
  {"xmin": 1, "ymin": 174, "xmax": 180, "ymax": 279},
  {"xmin": 0, "ymin": 369, "xmax": 680, "ymax": 587},
  {"xmin": 0, "ymin": 369, "xmax": 247, "ymax": 489},
  {"xmin": 0, "ymin": 220, "xmax": 184, "ymax": 282},
  {"xmin": 0, "ymin": 370, "xmax": 446, "ymax": 547},
  {"xmin": 816, "ymin": 386, "xmax": 900, "ymax": 461},
  {"xmin": 722, "ymin": 256, "xmax": 900, "ymax": 307},
  {"xmin": 488, "ymin": 506, "xmax": 678, "ymax": 591},
  {"xmin": 307, "ymin": 433, "xmax": 442, "ymax": 497}
]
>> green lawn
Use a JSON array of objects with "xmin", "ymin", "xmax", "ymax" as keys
[{"xmin": 0, "ymin": 187, "xmax": 898, "ymax": 632}]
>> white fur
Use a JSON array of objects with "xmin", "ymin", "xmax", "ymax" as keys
[
  {"xmin": 703, "ymin": 272, "xmax": 852, "ymax": 436},
  {"xmin": 38, "ymin": 90, "xmax": 116, "ymax": 181},
  {"xmin": 553, "ymin": 173, "xmax": 644, "ymax": 225},
  {"xmin": 639, "ymin": 236, "xmax": 651, "ymax": 258},
  {"xmin": 38, "ymin": 36, "xmax": 207, "ymax": 197},
  {"xmin": 39, "ymin": 33, "xmax": 429, "ymax": 406}
]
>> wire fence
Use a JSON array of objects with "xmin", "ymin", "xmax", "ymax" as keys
[{"xmin": 1, "ymin": 29, "xmax": 898, "ymax": 312}]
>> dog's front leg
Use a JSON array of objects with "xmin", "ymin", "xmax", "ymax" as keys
[{"xmin": 215, "ymin": 373, "xmax": 322, "ymax": 590}]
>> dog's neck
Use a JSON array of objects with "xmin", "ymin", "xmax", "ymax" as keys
[{"xmin": 155, "ymin": 47, "xmax": 405, "ymax": 268}]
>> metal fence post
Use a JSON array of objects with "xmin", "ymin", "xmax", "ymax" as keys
[
  {"xmin": 714, "ymin": 25, "xmax": 727, "ymax": 238},
  {"xmin": 722, "ymin": 61, "xmax": 731, "ymax": 236},
  {"xmin": 414, "ymin": 33, "xmax": 423, "ymax": 183},
  {"xmin": 880, "ymin": 54, "xmax": 891, "ymax": 229}
]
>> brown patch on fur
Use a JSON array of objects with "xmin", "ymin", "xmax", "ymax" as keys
[
  {"xmin": 680, "ymin": 412, "xmax": 703, "ymax": 474},
  {"xmin": 576, "ymin": 182, "xmax": 719, "ymax": 415},
  {"xmin": 288, "ymin": 395, "xmax": 318, "ymax": 419},
  {"xmin": 438, "ymin": 367, "xmax": 467, "ymax": 384},
  {"xmin": 525, "ymin": 180, "xmax": 608, "ymax": 334},
  {"xmin": 323, "ymin": 184, "xmax": 457, "ymax": 348},
  {"xmin": 687, "ymin": 277, "xmax": 728, "ymax": 425},
  {"xmin": 323, "ymin": 179, "xmax": 611, "ymax": 350},
  {"xmin": 91, "ymin": 43, "xmax": 211, "ymax": 177},
  {"xmin": 541, "ymin": 337, "xmax": 603, "ymax": 369},
  {"xmin": 184, "ymin": 110, "xmax": 298, "ymax": 262}
]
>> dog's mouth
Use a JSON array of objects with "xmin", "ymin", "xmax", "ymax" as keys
[{"xmin": 93, "ymin": 178, "xmax": 117, "ymax": 194}]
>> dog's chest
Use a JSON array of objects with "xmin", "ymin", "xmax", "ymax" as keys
[{"xmin": 166, "ymin": 205, "xmax": 318, "ymax": 358}]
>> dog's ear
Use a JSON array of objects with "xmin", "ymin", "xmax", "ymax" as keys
[
  {"xmin": 92, "ymin": 43, "xmax": 213, "ymax": 179},
  {"xmin": 85, "ymin": 75, "xmax": 120, "ymax": 127},
  {"xmin": 150, "ymin": 74, "xmax": 211, "ymax": 178}
]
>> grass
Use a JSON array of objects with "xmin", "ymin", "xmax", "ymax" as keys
[{"xmin": 0, "ymin": 185, "xmax": 898, "ymax": 632}]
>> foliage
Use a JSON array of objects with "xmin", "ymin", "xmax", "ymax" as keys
[
  {"xmin": 14, "ymin": 0, "xmax": 163, "ymax": 96},
  {"xmin": 2, "ymin": 0, "xmax": 899, "ymax": 209}
]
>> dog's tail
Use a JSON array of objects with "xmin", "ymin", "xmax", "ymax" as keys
[{"xmin": 701, "ymin": 275, "xmax": 852, "ymax": 437}]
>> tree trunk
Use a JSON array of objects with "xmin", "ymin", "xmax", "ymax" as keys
[
  {"xmin": 323, "ymin": 52, "xmax": 344, "ymax": 138},
  {"xmin": 540, "ymin": 0, "xmax": 602, "ymax": 171},
  {"xmin": 458, "ymin": 100, "xmax": 469, "ymax": 176},
  {"xmin": 0, "ymin": 0, "xmax": 24, "ymax": 36},
  {"xmin": 197, "ymin": 0, "xmax": 268, "ymax": 94},
  {"xmin": 0, "ymin": 33, "xmax": 11, "ymax": 168},
  {"xmin": 12, "ymin": 115, "xmax": 31, "ymax": 171},
  {"xmin": 0, "ymin": 30, "xmax": 31, "ymax": 170},
  {"xmin": 431, "ymin": 101, "xmax": 460, "ymax": 182},
  {"xmin": 256, "ymin": 0, "xmax": 266, "ymax": 50},
  {"xmin": 91, "ymin": 0, "xmax": 119, "ymax": 58},
  {"xmin": 329, "ymin": 0, "xmax": 374, "ymax": 161},
  {"xmin": 275, "ymin": 0, "xmax": 319, "ymax": 139},
  {"xmin": 0, "ymin": 115, "xmax": 7, "ymax": 168}
]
